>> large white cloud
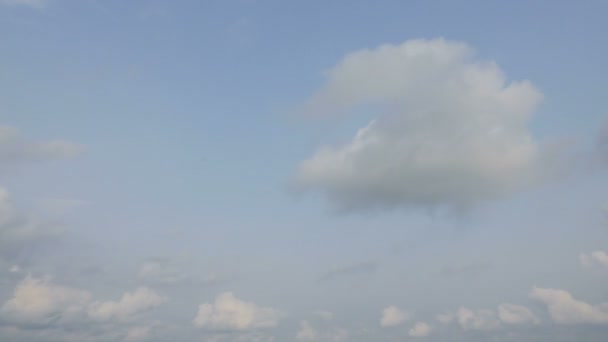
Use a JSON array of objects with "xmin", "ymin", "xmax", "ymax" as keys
[
  {"xmin": 88, "ymin": 287, "xmax": 166, "ymax": 321},
  {"xmin": 193, "ymin": 292, "xmax": 281, "ymax": 330},
  {"xmin": 530, "ymin": 287, "xmax": 608, "ymax": 324},
  {"xmin": 294, "ymin": 38, "xmax": 558, "ymax": 211},
  {"xmin": 380, "ymin": 305, "xmax": 409, "ymax": 327},
  {"xmin": 0, "ymin": 276, "xmax": 91, "ymax": 324}
]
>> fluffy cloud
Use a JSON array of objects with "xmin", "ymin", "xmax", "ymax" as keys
[
  {"xmin": 530, "ymin": 287, "xmax": 608, "ymax": 324},
  {"xmin": 580, "ymin": 251, "xmax": 608, "ymax": 270},
  {"xmin": 193, "ymin": 292, "xmax": 281, "ymax": 330},
  {"xmin": 456, "ymin": 307, "xmax": 501, "ymax": 330},
  {"xmin": 294, "ymin": 38, "xmax": 559, "ymax": 211},
  {"xmin": 0, "ymin": 126, "xmax": 84, "ymax": 171},
  {"xmin": 497, "ymin": 303, "xmax": 539, "ymax": 325},
  {"xmin": 0, "ymin": 276, "xmax": 91, "ymax": 324},
  {"xmin": 88, "ymin": 287, "xmax": 166, "ymax": 322},
  {"xmin": 296, "ymin": 320, "xmax": 317, "ymax": 340},
  {"xmin": 408, "ymin": 322, "xmax": 432, "ymax": 337},
  {"xmin": 380, "ymin": 306, "xmax": 409, "ymax": 327}
]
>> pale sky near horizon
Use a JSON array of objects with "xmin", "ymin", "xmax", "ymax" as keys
[{"xmin": 1, "ymin": 1, "xmax": 608, "ymax": 341}]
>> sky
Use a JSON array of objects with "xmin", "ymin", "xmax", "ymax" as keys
[{"xmin": 1, "ymin": 0, "xmax": 608, "ymax": 341}]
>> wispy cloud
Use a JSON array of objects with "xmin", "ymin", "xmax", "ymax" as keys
[{"xmin": 318, "ymin": 261, "xmax": 377, "ymax": 282}]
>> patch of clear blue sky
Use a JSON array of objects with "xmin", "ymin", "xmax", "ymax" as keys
[{"xmin": 1, "ymin": 0, "xmax": 607, "ymax": 281}]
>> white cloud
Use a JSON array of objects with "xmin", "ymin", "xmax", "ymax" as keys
[
  {"xmin": 530, "ymin": 287, "xmax": 608, "ymax": 324},
  {"xmin": 409, "ymin": 321, "xmax": 432, "ymax": 337},
  {"xmin": 456, "ymin": 307, "xmax": 501, "ymax": 330},
  {"xmin": 380, "ymin": 305, "xmax": 409, "ymax": 327},
  {"xmin": 497, "ymin": 303, "xmax": 539, "ymax": 325},
  {"xmin": 0, "ymin": 0, "xmax": 45, "ymax": 8},
  {"xmin": 294, "ymin": 38, "xmax": 559, "ymax": 212},
  {"xmin": 296, "ymin": 320, "xmax": 317, "ymax": 340},
  {"xmin": 0, "ymin": 126, "xmax": 84, "ymax": 170},
  {"xmin": 0, "ymin": 276, "xmax": 91, "ymax": 323},
  {"xmin": 193, "ymin": 292, "xmax": 281, "ymax": 330},
  {"xmin": 580, "ymin": 251, "xmax": 608, "ymax": 269},
  {"xmin": 88, "ymin": 287, "xmax": 166, "ymax": 321}
]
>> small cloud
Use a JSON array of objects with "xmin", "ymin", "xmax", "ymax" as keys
[
  {"xmin": 0, "ymin": 126, "xmax": 84, "ymax": 172},
  {"xmin": 380, "ymin": 306, "xmax": 410, "ymax": 327},
  {"xmin": 138, "ymin": 260, "xmax": 184, "ymax": 284},
  {"xmin": 193, "ymin": 292, "xmax": 281, "ymax": 331},
  {"xmin": 409, "ymin": 322, "xmax": 432, "ymax": 337},
  {"xmin": 497, "ymin": 303, "xmax": 539, "ymax": 325},
  {"xmin": 0, "ymin": 276, "xmax": 92, "ymax": 324},
  {"xmin": 318, "ymin": 261, "xmax": 377, "ymax": 282},
  {"xmin": 580, "ymin": 251, "xmax": 608, "ymax": 270},
  {"xmin": 530, "ymin": 287, "xmax": 608, "ymax": 324},
  {"xmin": 456, "ymin": 307, "xmax": 501, "ymax": 330},
  {"xmin": 296, "ymin": 320, "xmax": 317, "ymax": 340},
  {"xmin": 88, "ymin": 287, "xmax": 166, "ymax": 322},
  {"xmin": 439, "ymin": 261, "xmax": 491, "ymax": 278}
]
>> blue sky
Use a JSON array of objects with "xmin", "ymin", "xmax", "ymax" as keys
[{"xmin": 1, "ymin": 1, "xmax": 608, "ymax": 341}]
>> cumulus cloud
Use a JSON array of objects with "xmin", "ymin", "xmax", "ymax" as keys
[
  {"xmin": 497, "ymin": 303, "xmax": 539, "ymax": 325},
  {"xmin": 294, "ymin": 38, "xmax": 560, "ymax": 212},
  {"xmin": 580, "ymin": 251, "xmax": 608, "ymax": 270},
  {"xmin": 193, "ymin": 292, "xmax": 281, "ymax": 330},
  {"xmin": 0, "ymin": 276, "xmax": 91, "ymax": 324},
  {"xmin": 456, "ymin": 307, "xmax": 501, "ymax": 330},
  {"xmin": 88, "ymin": 287, "xmax": 166, "ymax": 322},
  {"xmin": 380, "ymin": 305, "xmax": 409, "ymax": 327},
  {"xmin": 530, "ymin": 287, "xmax": 608, "ymax": 324},
  {"xmin": 0, "ymin": 126, "xmax": 84, "ymax": 171},
  {"xmin": 409, "ymin": 321, "xmax": 432, "ymax": 337},
  {"xmin": 296, "ymin": 320, "xmax": 317, "ymax": 340}
]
